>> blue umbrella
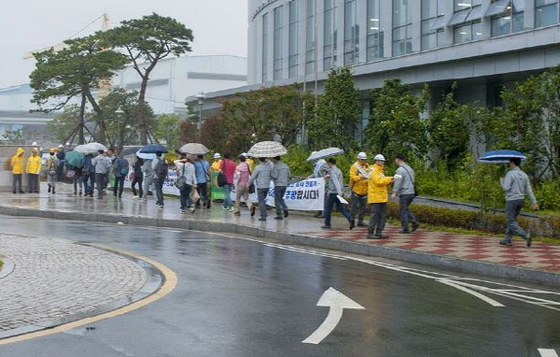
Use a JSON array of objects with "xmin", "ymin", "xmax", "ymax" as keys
[
  {"xmin": 478, "ymin": 150, "xmax": 527, "ymax": 164},
  {"xmin": 139, "ymin": 144, "xmax": 168, "ymax": 154}
]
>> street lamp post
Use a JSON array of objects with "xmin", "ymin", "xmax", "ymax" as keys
[
  {"xmin": 115, "ymin": 108, "xmax": 125, "ymax": 152},
  {"xmin": 195, "ymin": 91, "xmax": 206, "ymax": 131}
]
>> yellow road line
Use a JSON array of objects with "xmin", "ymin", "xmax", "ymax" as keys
[{"xmin": 0, "ymin": 243, "xmax": 178, "ymax": 346}]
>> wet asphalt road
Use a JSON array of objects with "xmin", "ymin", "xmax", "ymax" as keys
[{"xmin": 0, "ymin": 216, "xmax": 559, "ymax": 357}]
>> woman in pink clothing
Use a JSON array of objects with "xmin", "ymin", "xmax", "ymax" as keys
[{"xmin": 234, "ymin": 155, "xmax": 253, "ymax": 216}]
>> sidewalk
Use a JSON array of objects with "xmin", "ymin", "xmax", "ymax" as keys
[{"xmin": 1, "ymin": 182, "xmax": 559, "ymax": 287}]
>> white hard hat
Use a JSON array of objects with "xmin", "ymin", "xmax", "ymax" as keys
[
  {"xmin": 374, "ymin": 154, "xmax": 386, "ymax": 161},
  {"xmin": 214, "ymin": 153, "xmax": 222, "ymax": 159},
  {"xmin": 65, "ymin": 142, "xmax": 71, "ymax": 146},
  {"xmin": 241, "ymin": 152, "xmax": 248, "ymax": 158},
  {"xmin": 357, "ymin": 152, "xmax": 368, "ymax": 160},
  {"xmin": 58, "ymin": 144, "xmax": 64, "ymax": 148},
  {"xmin": 31, "ymin": 142, "xmax": 38, "ymax": 146}
]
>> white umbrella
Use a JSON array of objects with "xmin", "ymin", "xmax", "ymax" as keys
[
  {"xmin": 306, "ymin": 147, "xmax": 344, "ymax": 162},
  {"xmin": 247, "ymin": 141, "xmax": 287, "ymax": 158},
  {"xmin": 136, "ymin": 150, "xmax": 157, "ymax": 160},
  {"xmin": 180, "ymin": 143, "xmax": 209, "ymax": 155},
  {"xmin": 74, "ymin": 142, "xmax": 108, "ymax": 155}
]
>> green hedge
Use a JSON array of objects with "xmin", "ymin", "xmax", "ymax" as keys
[{"xmin": 387, "ymin": 202, "xmax": 560, "ymax": 240}]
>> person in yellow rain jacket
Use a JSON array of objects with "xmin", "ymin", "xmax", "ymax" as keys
[
  {"xmin": 367, "ymin": 154, "xmax": 393, "ymax": 239},
  {"xmin": 349, "ymin": 152, "xmax": 371, "ymax": 227},
  {"xmin": 26, "ymin": 148, "xmax": 42, "ymax": 193},
  {"xmin": 210, "ymin": 153, "xmax": 223, "ymax": 172},
  {"xmin": 11, "ymin": 148, "xmax": 25, "ymax": 194}
]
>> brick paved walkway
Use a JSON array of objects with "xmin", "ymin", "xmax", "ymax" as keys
[
  {"xmin": 0, "ymin": 234, "xmax": 147, "ymax": 335},
  {"xmin": 1, "ymin": 182, "xmax": 559, "ymax": 277}
]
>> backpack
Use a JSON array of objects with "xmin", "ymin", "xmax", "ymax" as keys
[
  {"xmin": 155, "ymin": 159, "xmax": 168, "ymax": 179},
  {"xmin": 83, "ymin": 156, "xmax": 95, "ymax": 174},
  {"xmin": 115, "ymin": 158, "xmax": 129, "ymax": 176}
]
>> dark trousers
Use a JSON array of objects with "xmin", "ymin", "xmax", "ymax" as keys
[
  {"xmin": 154, "ymin": 179, "xmax": 164, "ymax": 205},
  {"xmin": 274, "ymin": 186, "xmax": 288, "ymax": 217},
  {"xmin": 131, "ymin": 177, "xmax": 144, "ymax": 197},
  {"xmin": 350, "ymin": 193, "xmax": 367, "ymax": 224},
  {"xmin": 95, "ymin": 173, "xmax": 107, "ymax": 198},
  {"xmin": 504, "ymin": 199, "xmax": 528, "ymax": 242},
  {"xmin": 399, "ymin": 194, "xmax": 417, "ymax": 231},
  {"xmin": 73, "ymin": 175, "xmax": 83, "ymax": 194},
  {"xmin": 369, "ymin": 203, "xmax": 388, "ymax": 234},
  {"xmin": 180, "ymin": 184, "xmax": 193, "ymax": 210},
  {"xmin": 12, "ymin": 174, "xmax": 22, "ymax": 193},
  {"xmin": 113, "ymin": 176, "xmax": 125, "ymax": 197},
  {"xmin": 257, "ymin": 188, "xmax": 269, "ymax": 219},
  {"xmin": 83, "ymin": 173, "xmax": 95, "ymax": 195},
  {"xmin": 324, "ymin": 193, "xmax": 353, "ymax": 227},
  {"xmin": 56, "ymin": 162, "xmax": 64, "ymax": 182},
  {"xmin": 28, "ymin": 174, "xmax": 39, "ymax": 193},
  {"xmin": 197, "ymin": 183, "xmax": 208, "ymax": 203}
]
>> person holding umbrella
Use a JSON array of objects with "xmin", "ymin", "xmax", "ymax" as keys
[
  {"xmin": 248, "ymin": 157, "xmax": 273, "ymax": 221},
  {"xmin": 321, "ymin": 158, "xmax": 355, "ymax": 230},
  {"xmin": 500, "ymin": 157, "xmax": 539, "ymax": 247}
]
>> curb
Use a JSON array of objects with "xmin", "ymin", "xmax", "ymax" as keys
[{"xmin": 0, "ymin": 205, "xmax": 558, "ymax": 289}]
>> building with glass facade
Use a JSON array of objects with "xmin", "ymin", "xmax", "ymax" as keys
[{"xmin": 244, "ymin": 0, "xmax": 560, "ymax": 112}]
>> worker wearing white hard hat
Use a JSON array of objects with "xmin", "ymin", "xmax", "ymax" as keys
[
  {"xmin": 211, "ymin": 153, "xmax": 223, "ymax": 172},
  {"xmin": 308, "ymin": 151, "xmax": 330, "ymax": 219},
  {"xmin": 349, "ymin": 152, "xmax": 371, "ymax": 227},
  {"xmin": 367, "ymin": 154, "xmax": 394, "ymax": 239}
]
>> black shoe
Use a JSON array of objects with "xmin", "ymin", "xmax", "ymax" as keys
[
  {"xmin": 357, "ymin": 222, "xmax": 366, "ymax": 227},
  {"xmin": 411, "ymin": 223, "xmax": 420, "ymax": 232},
  {"xmin": 321, "ymin": 225, "xmax": 332, "ymax": 229},
  {"xmin": 398, "ymin": 230, "xmax": 411, "ymax": 234},
  {"xmin": 377, "ymin": 233, "xmax": 389, "ymax": 239},
  {"xmin": 316, "ymin": 215, "xmax": 325, "ymax": 219},
  {"xmin": 367, "ymin": 233, "xmax": 381, "ymax": 239},
  {"xmin": 52, "ymin": 189, "xmax": 56, "ymax": 194},
  {"xmin": 274, "ymin": 216, "xmax": 283, "ymax": 220},
  {"xmin": 526, "ymin": 234, "xmax": 532, "ymax": 248},
  {"xmin": 258, "ymin": 218, "xmax": 267, "ymax": 222},
  {"xmin": 74, "ymin": 191, "xmax": 77, "ymax": 195},
  {"xmin": 251, "ymin": 206, "xmax": 256, "ymax": 217},
  {"xmin": 284, "ymin": 210, "xmax": 289, "ymax": 218},
  {"xmin": 499, "ymin": 240, "xmax": 513, "ymax": 247},
  {"xmin": 349, "ymin": 219, "xmax": 355, "ymax": 230},
  {"xmin": 79, "ymin": 191, "xmax": 82, "ymax": 196},
  {"xmin": 47, "ymin": 186, "xmax": 51, "ymax": 193}
]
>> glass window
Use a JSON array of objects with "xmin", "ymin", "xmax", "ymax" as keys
[
  {"xmin": 289, "ymin": 0, "xmax": 299, "ymax": 78},
  {"xmin": 393, "ymin": 0, "xmax": 413, "ymax": 56},
  {"xmin": 454, "ymin": 0, "xmax": 482, "ymax": 12},
  {"xmin": 305, "ymin": 0, "xmax": 316, "ymax": 75},
  {"xmin": 323, "ymin": 0, "xmax": 338, "ymax": 70},
  {"xmin": 344, "ymin": 0, "xmax": 359, "ymax": 65},
  {"xmin": 454, "ymin": 20, "xmax": 482, "ymax": 43},
  {"xmin": 367, "ymin": 0, "xmax": 384, "ymax": 62},
  {"xmin": 262, "ymin": 13, "xmax": 269, "ymax": 82},
  {"xmin": 536, "ymin": 0, "xmax": 559, "ymax": 27},
  {"xmin": 421, "ymin": 0, "xmax": 446, "ymax": 50},
  {"xmin": 490, "ymin": 0, "xmax": 525, "ymax": 36},
  {"xmin": 273, "ymin": 6, "xmax": 283, "ymax": 80}
]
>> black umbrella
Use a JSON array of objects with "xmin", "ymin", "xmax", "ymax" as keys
[
  {"xmin": 120, "ymin": 146, "xmax": 143, "ymax": 156},
  {"xmin": 139, "ymin": 144, "xmax": 168, "ymax": 154}
]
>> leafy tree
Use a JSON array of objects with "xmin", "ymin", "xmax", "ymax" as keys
[
  {"xmin": 308, "ymin": 67, "xmax": 361, "ymax": 150},
  {"xmin": 179, "ymin": 120, "xmax": 199, "ymax": 144},
  {"xmin": 154, "ymin": 114, "xmax": 182, "ymax": 150},
  {"xmin": 200, "ymin": 117, "xmax": 229, "ymax": 154},
  {"xmin": 1, "ymin": 129, "xmax": 25, "ymax": 145},
  {"xmin": 366, "ymin": 79, "xmax": 429, "ymax": 160},
  {"xmin": 105, "ymin": 13, "xmax": 194, "ymax": 144},
  {"xmin": 30, "ymin": 34, "xmax": 129, "ymax": 144},
  {"xmin": 219, "ymin": 84, "xmax": 314, "ymax": 153},
  {"xmin": 47, "ymin": 105, "xmax": 87, "ymax": 144},
  {"xmin": 427, "ymin": 84, "xmax": 470, "ymax": 170}
]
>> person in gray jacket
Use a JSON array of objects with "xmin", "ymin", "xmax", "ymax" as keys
[
  {"xmin": 392, "ymin": 155, "xmax": 419, "ymax": 234},
  {"xmin": 499, "ymin": 157, "xmax": 539, "ymax": 247},
  {"xmin": 140, "ymin": 159, "xmax": 154, "ymax": 202},
  {"xmin": 321, "ymin": 158, "xmax": 355, "ymax": 230},
  {"xmin": 92, "ymin": 150, "xmax": 112, "ymax": 199},
  {"xmin": 248, "ymin": 157, "xmax": 273, "ymax": 221},
  {"xmin": 271, "ymin": 156, "xmax": 291, "ymax": 220}
]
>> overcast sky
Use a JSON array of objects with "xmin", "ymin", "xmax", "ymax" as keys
[{"xmin": 0, "ymin": 0, "xmax": 248, "ymax": 88}]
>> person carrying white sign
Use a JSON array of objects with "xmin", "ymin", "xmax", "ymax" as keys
[{"xmin": 321, "ymin": 158, "xmax": 355, "ymax": 230}]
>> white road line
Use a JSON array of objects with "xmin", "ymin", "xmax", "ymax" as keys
[
  {"xmin": 539, "ymin": 348, "xmax": 559, "ymax": 357},
  {"xmin": 438, "ymin": 279, "xmax": 505, "ymax": 307}
]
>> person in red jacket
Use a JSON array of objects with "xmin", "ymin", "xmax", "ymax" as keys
[{"xmin": 220, "ymin": 153, "xmax": 237, "ymax": 211}]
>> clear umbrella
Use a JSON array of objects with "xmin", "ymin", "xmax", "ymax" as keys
[
  {"xmin": 74, "ymin": 143, "xmax": 108, "ymax": 155},
  {"xmin": 306, "ymin": 147, "xmax": 344, "ymax": 162}
]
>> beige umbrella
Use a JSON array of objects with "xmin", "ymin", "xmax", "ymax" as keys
[{"xmin": 247, "ymin": 141, "xmax": 288, "ymax": 158}]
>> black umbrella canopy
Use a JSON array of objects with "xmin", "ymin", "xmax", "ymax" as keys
[
  {"xmin": 120, "ymin": 146, "xmax": 143, "ymax": 156},
  {"xmin": 139, "ymin": 144, "xmax": 168, "ymax": 154}
]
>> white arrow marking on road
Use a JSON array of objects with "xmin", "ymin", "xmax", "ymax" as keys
[
  {"xmin": 438, "ymin": 279, "xmax": 505, "ymax": 307},
  {"xmin": 302, "ymin": 287, "xmax": 365, "ymax": 345},
  {"xmin": 539, "ymin": 349, "xmax": 560, "ymax": 357}
]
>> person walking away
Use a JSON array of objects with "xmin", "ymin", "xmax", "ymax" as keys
[
  {"xmin": 105, "ymin": 148, "xmax": 117, "ymax": 190},
  {"xmin": 56, "ymin": 145, "xmax": 65, "ymax": 182},
  {"xmin": 175, "ymin": 155, "xmax": 198, "ymax": 213},
  {"xmin": 113, "ymin": 153, "xmax": 129, "ymax": 198},
  {"xmin": 82, "ymin": 154, "xmax": 96, "ymax": 197},
  {"xmin": 92, "ymin": 150, "xmax": 111, "ymax": 199},
  {"xmin": 141, "ymin": 159, "xmax": 154, "ymax": 202},
  {"xmin": 46, "ymin": 150, "xmax": 60, "ymax": 194},
  {"xmin": 499, "ymin": 158, "xmax": 539, "ymax": 247},
  {"xmin": 308, "ymin": 155, "xmax": 330, "ymax": 218},
  {"xmin": 248, "ymin": 158, "xmax": 273, "ymax": 221},
  {"xmin": 194, "ymin": 155, "xmax": 211, "ymax": 208},
  {"xmin": 392, "ymin": 155, "xmax": 419, "ymax": 234},
  {"xmin": 349, "ymin": 152, "xmax": 370, "ymax": 227},
  {"xmin": 367, "ymin": 155, "xmax": 394, "ymax": 239},
  {"xmin": 220, "ymin": 153, "xmax": 237, "ymax": 211},
  {"xmin": 131, "ymin": 157, "xmax": 144, "ymax": 199},
  {"xmin": 321, "ymin": 158, "xmax": 355, "ymax": 230},
  {"xmin": 234, "ymin": 155, "xmax": 253, "ymax": 216},
  {"xmin": 271, "ymin": 156, "xmax": 291, "ymax": 220},
  {"xmin": 11, "ymin": 148, "xmax": 25, "ymax": 194},
  {"xmin": 70, "ymin": 164, "xmax": 84, "ymax": 195},
  {"xmin": 152, "ymin": 152, "xmax": 168, "ymax": 208},
  {"xmin": 26, "ymin": 148, "xmax": 42, "ymax": 193}
]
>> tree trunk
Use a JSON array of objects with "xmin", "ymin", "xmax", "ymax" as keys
[
  {"xmin": 85, "ymin": 90, "xmax": 106, "ymax": 145},
  {"xmin": 138, "ymin": 78, "xmax": 149, "ymax": 145},
  {"xmin": 78, "ymin": 93, "xmax": 87, "ymax": 144}
]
